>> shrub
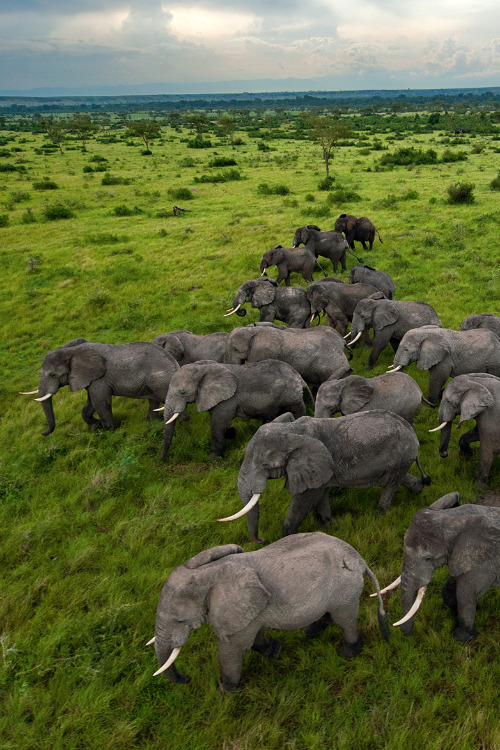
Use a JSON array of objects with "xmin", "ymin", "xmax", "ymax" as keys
[
  {"xmin": 83, "ymin": 165, "xmax": 94, "ymax": 173},
  {"xmin": 379, "ymin": 147, "xmax": 438, "ymax": 166},
  {"xmin": 209, "ymin": 157, "xmax": 237, "ymax": 167},
  {"xmin": 43, "ymin": 203, "xmax": 74, "ymax": 220},
  {"xmin": 0, "ymin": 164, "xmax": 17, "ymax": 172},
  {"xmin": 141, "ymin": 149, "xmax": 152, "ymax": 156},
  {"xmin": 326, "ymin": 186, "xmax": 362, "ymax": 203},
  {"xmin": 21, "ymin": 209, "xmax": 37, "ymax": 224},
  {"xmin": 446, "ymin": 181, "xmax": 475, "ymax": 205},
  {"xmin": 101, "ymin": 173, "xmax": 132, "ymax": 185},
  {"xmin": 305, "ymin": 193, "xmax": 315, "ymax": 202},
  {"xmin": 257, "ymin": 183, "xmax": 290, "ymax": 196},
  {"xmin": 441, "ymin": 149, "xmax": 467, "ymax": 163},
  {"xmin": 490, "ymin": 173, "xmax": 500, "ymax": 191},
  {"xmin": 33, "ymin": 177, "xmax": 59, "ymax": 190},
  {"xmin": 318, "ymin": 176, "xmax": 335, "ymax": 191},
  {"xmin": 0, "ymin": 148, "xmax": 10, "ymax": 157},
  {"xmin": 90, "ymin": 155, "xmax": 108, "ymax": 162},
  {"xmin": 113, "ymin": 204, "xmax": 134, "ymax": 216},
  {"xmin": 257, "ymin": 142, "xmax": 270, "ymax": 151},
  {"xmin": 168, "ymin": 187, "xmax": 194, "ymax": 200},
  {"xmin": 0, "ymin": 214, "xmax": 9, "ymax": 228},
  {"xmin": 187, "ymin": 137, "xmax": 212, "ymax": 149},
  {"xmin": 194, "ymin": 169, "xmax": 242, "ymax": 184}
]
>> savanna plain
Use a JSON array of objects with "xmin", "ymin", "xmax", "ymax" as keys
[{"xmin": 1, "ymin": 105, "xmax": 499, "ymax": 750}]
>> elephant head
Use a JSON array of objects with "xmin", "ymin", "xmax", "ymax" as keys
[
  {"xmin": 292, "ymin": 225, "xmax": 320, "ymax": 247},
  {"xmin": 224, "ymin": 278, "xmax": 278, "ymax": 318},
  {"xmin": 224, "ymin": 326, "xmax": 282, "ymax": 365},
  {"xmin": 162, "ymin": 362, "xmax": 238, "ymax": 427},
  {"xmin": 334, "ymin": 214, "xmax": 357, "ymax": 235},
  {"xmin": 153, "ymin": 544, "xmax": 270, "ymax": 682},
  {"xmin": 391, "ymin": 326, "xmax": 445, "ymax": 372},
  {"xmin": 152, "ymin": 332, "xmax": 185, "ymax": 362},
  {"xmin": 315, "ymin": 376, "xmax": 374, "ymax": 418},
  {"xmin": 259, "ymin": 246, "xmax": 285, "ymax": 275},
  {"xmin": 350, "ymin": 298, "xmax": 397, "ymax": 345},
  {"xmin": 306, "ymin": 281, "xmax": 335, "ymax": 317}
]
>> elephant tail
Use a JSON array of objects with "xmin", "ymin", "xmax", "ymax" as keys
[
  {"xmin": 376, "ymin": 229, "xmax": 383, "ymax": 244},
  {"xmin": 365, "ymin": 566, "xmax": 390, "ymax": 642},
  {"xmin": 314, "ymin": 258, "xmax": 328, "ymax": 277},
  {"xmin": 347, "ymin": 248, "xmax": 364, "ymax": 263},
  {"xmin": 421, "ymin": 395, "xmax": 437, "ymax": 407},
  {"xmin": 415, "ymin": 454, "xmax": 431, "ymax": 485},
  {"xmin": 302, "ymin": 379, "xmax": 315, "ymax": 405}
]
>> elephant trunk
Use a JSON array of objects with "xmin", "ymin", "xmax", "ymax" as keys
[
  {"xmin": 154, "ymin": 624, "xmax": 190, "ymax": 684},
  {"xmin": 237, "ymin": 466, "xmax": 265, "ymax": 543},
  {"xmin": 161, "ymin": 418, "xmax": 178, "ymax": 459},
  {"xmin": 260, "ymin": 259, "xmax": 269, "ymax": 274},
  {"xmin": 41, "ymin": 395, "xmax": 56, "ymax": 436},
  {"xmin": 37, "ymin": 375, "xmax": 60, "ymax": 435},
  {"xmin": 349, "ymin": 313, "xmax": 365, "ymax": 341},
  {"xmin": 438, "ymin": 421, "xmax": 453, "ymax": 458}
]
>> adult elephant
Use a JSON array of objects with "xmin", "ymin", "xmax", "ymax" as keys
[
  {"xmin": 348, "ymin": 298, "xmax": 441, "ymax": 369},
  {"xmin": 306, "ymin": 279, "xmax": 382, "ymax": 337},
  {"xmin": 153, "ymin": 330, "xmax": 229, "ymax": 365},
  {"xmin": 383, "ymin": 492, "xmax": 500, "ymax": 642},
  {"xmin": 20, "ymin": 338, "xmax": 179, "ymax": 435},
  {"xmin": 224, "ymin": 322, "xmax": 352, "ymax": 387},
  {"xmin": 259, "ymin": 245, "xmax": 316, "ymax": 286},
  {"xmin": 334, "ymin": 214, "xmax": 382, "ymax": 251},
  {"xmin": 149, "ymin": 533, "xmax": 389, "ymax": 692},
  {"xmin": 224, "ymin": 278, "xmax": 311, "ymax": 328},
  {"xmin": 160, "ymin": 359, "xmax": 312, "ymax": 459},
  {"xmin": 220, "ymin": 411, "xmax": 430, "ymax": 542},
  {"xmin": 292, "ymin": 225, "xmax": 350, "ymax": 274},
  {"xmin": 429, "ymin": 373, "xmax": 500, "ymax": 486},
  {"xmin": 388, "ymin": 326, "xmax": 500, "ymax": 405},
  {"xmin": 349, "ymin": 265, "xmax": 395, "ymax": 300},
  {"xmin": 460, "ymin": 313, "xmax": 500, "ymax": 342},
  {"xmin": 314, "ymin": 372, "xmax": 424, "ymax": 425}
]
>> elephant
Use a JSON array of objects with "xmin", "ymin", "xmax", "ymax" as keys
[
  {"xmin": 348, "ymin": 265, "xmax": 395, "ymax": 300},
  {"xmin": 149, "ymin": 532, "xmax": 389, "ymax": 691},
  {"xmin": 224, "ymin": 278, "xmax": 311, "ymax": 328},
  {"xmin": 306, "ymin": 279, "xmax": 383, "ymax": 337},
  {"xmin": 160, "ymin": 359, "xmax": 312, "ymax": 460},
  {"xmin": 314, "ymin": 372, "xmax": 424, "ymax": 425},
  {"xmin": 348, "ymin": 298, "xmax": 441, "ymax": 369},
  {"xmin": 429, "ymin": 373, "xmax": 500, "ymax": 487},
  {"xmin": 220, "ymin": 410, "xmax": 430, "ymax": 542},
  {"xmin": 20, "ymin": 338, "xmax": 179, "ymax": 435},
  {"xmin": 334, "ymin": 214, "xmax": 382, "ymax": 251},
  {"xmin": 153, "ymin": 330, "xmax": 229, "ymax": 366},
  {"xmin": 292, "ymin": 225, "xmax": 350, "ymax": 274},
  {"xmin": 389, "ymin": 326, "xmax": 500, "ymax": 405},
  {"xmin": 460, "ymin": 314, "xmax": 500, "ymax": 342},
  {"xmin": 384, "ymin": 492, "xmax": 500, "ymax": 642},
  {"xmin": 259, "ymin": 245, "xmax": 317, "ymax": 286},
  {"xmin": 224, "ymin": 322, "xmax": 352, "ymax": 387}
]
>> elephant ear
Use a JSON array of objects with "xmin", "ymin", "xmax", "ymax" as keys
[
  {"xmin": 209, "ymin": 566, "xmax": 271, "ymax": 638},
  {"xmin": 428, "ymin": 492, "xmax": 461, "ymax": 510},
  {"xmin": 306, "ymin": 224, "xmax": 321, "ymax": 232},
  {"xmin": 341, "ymin": 379, "xmax": 374, "ymax": 413},
  {"xmin": 62, "ymin": 338, "xmax": 88, "ymax": 348},
  {"xmin": 68, "ymin": 346, "xmax": 106, "ymax": 391},
  {"xmin": 154, "ymin": 334, "xmax": 184, "ymax": 361},
  {"xmin": 459, "ymin": 384, "xmax": 494, "ymax": 424},
  {"xmin": 270, "ymin": 247, "xmax": 285, "ymax": 264},
  {"xmin": 284, "ymin": 434, "xmax": 335, "ymax": 495},
  {"xmin": 184, "ymin": 544, "xmax": 244, "ymax": 569},
  {"xmin": 417, "ymin": 339, "xmax": 447, "ymax": 370},
  {"xmin": 373, "ymin": 303, "xmax": 398, "ymax": 329},
  {"xmin": 252, "ymin": 279, "xmax": 277, "ymax": 308},
  {"xmin": 197, "ymin": 365, "xmax": 238, "ymax": 412},
  {"xmin": 346, "ymin": 215, "xmax": 357, "ymax": 232},
  {"xmin": 448, "ymin": 528, "xmax": 497, "ymax": 577}
]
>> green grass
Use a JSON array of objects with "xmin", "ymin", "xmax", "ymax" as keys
[{"xmin": 1, "ymin": 116, "xmax": 499, "ymax": 750}]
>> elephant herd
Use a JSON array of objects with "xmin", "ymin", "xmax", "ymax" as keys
[{"xmin": 20, "ymin": 213, "xmax": 500, "ymax": 692}]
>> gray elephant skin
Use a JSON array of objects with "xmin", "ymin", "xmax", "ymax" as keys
[
  {"xmin": 431, "ymin": 373, "xmax": 500, "ymax": 486},
  {"xmin": 151, "ymin": 533, "xmax": 389, "ymax": 691},
  {"xmin": 349, "ymin": 298, "xmax": 441, "ymax": 369},
  {"xmin": 392, "ymin": 492, "xmax": 500, "ymax": 642},
  {"xmin": 307, "ymin": 279, "xmax": 382, "ymax": 337},
  {"xmin": 226, "ymin": 410, "xmax": 430, "ymax": 543},
  {"xmin": 160, "ymin": 359, "xmax": 312, "ymax": 459},
  {"xmin": 292, "ymin": 225, "xmax": 349, "ymax": 273},
  {"xmin": 460, "ymin": 313, "xmax": 500, "ymax": 342},
  {"xmin": 224, "ymin": 323, "xmax": 352, "ymax": 387},
  {"xmin": 259, "ymin": 245, "xmax": 316, "ymax": 286},
  {"xmin": 23, "ymin": 338, "xmax": 179, "ymax": 435},
  {"xmin": 226, "ymin": 278, "xmax": 311, "ymax": 328},
  {"xmin": 315, "ymin": 372, "xmax": 424, "ymax": 424},
  {"xmin": 391, "ymin": 326, "xmax": 500, "ymax": 405},
  {"xmin": 153, "ymin": 330, "xmax": 229, "ymax": 365},
  {"xmin": 334, "ymin": 214, "xmax": 382, "ymax": 251},
  {"xmin": 349, "ymin": 265, "xmax": 395, "ymax": 300}
]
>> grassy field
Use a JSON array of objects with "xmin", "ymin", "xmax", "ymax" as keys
[{"xmin": 1, "ymin": 112, "xmax": 499, "ymax": 750}]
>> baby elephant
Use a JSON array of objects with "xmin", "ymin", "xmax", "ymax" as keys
[
  {"xmin": 149, "ymin": 533, "xmax": 389, "ymax": 691},
  {"xmin": 160, "ymin": 359, "xmax": 312, "ymax": 459},
  {"xmin": 259, "ymin": 245, "xmax": 317, "ymax": 286}
]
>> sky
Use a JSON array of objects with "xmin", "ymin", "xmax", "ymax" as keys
[{"xmin": 0, "ymin": 0, "xmax": 499, "ymax": 94}]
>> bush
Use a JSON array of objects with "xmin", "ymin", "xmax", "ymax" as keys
[
  {"xmin": 83, "ymin": 165, "xmax": 94, "ymax": 173},
  {"xmin": 305, "ymin": 193, "xmax": 315, "ymax": 202},
  {"xmin": 113, "ymin": 204, "xmax": 134, "ymax": 216},
  {"xmin": 194, "ymin": 169, "xmax": 242, "ymax": 184},
  {"xmin": 33, "ymin": 178, "xmax": 59, "ymax": 190},
  {"xmin": 187, "ymin": 137, "xmax": 212, "ymax": 149},
  {"xmin": 257, "ymin": 183, "xmax": 290, "ymax": 196},
  {"xmin": 141, "ymin": 149, "xmax": 152, "ymax": 156},
  {"xmin": 0, "ymin": 164, "xmax": 17, "ymax": 172},
  {"xmin": 326, "ymin": 186, "xmax": 362, "ymax": 203},
  {"xmin": 0, "ymin": 214, "xmax": 9, "ymax": 228},
  {"xmin": 257, "ymin": 142, "xmax": 270, "ymax": 152},
  {"xmin": 43, "ymin": 203, "xmax": 74, "ymax": 220},
  {"xmin": 168, "ymin": 187, "xmax": 194, "ymax": 200},
  {"xmin": 101, "ymin": 173, "xmax": 132, "ymax": 185},
  {"xmin": 21, "ymin": 209, "xmax": 36, "ymax": 224},
  {"xmin": 490, "ymin": 173, "xmax": 500, "ymax": 191},
  {"xmin": 446, "ymin": 181, "xmax": 475, "ymax": 205},
  {"xmin": 379, "ymin": 147, "xmax": 438, "ymax": 166},
  {"xmin": 441, "ymin": 149, "xmax": 467, "ymax": 163},
  {"xmin": 90, "ymin": 155, "xmax": 108, "ymax": 162},
  {"xmin": 209, "ymin": 157, "xmax": 237, "ymax": 167},
  {"xmin": 318, "ymin": 176, "xmax": 335, "ymax": 191}
]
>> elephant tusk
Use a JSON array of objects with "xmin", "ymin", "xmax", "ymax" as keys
[
  {"xmin": 386, "ymin": 365, "xmax": 402, "ymax": 373},
  {"xmin": 392, "ymin": 586, "xmax": 427, "ymax": 627},
  {"xmin": 429, "ymin": 421, "xmax": 449, "ymax": 433},
  {"xmin": 20, "ymin": 390, "xmax": 39, "ymax": 395},
  {"xmin": 146, "ymin": 637, "xmax": 155, "ymax": 646},
  {"xmin": 224, "ymin": 304, "xmax": 241, "ymax": 317},
  {"xmin": 343, "ymin": 333, "xmax": 351, "ymax": 340},
  {"xmin": 310, "ymin": 314, "xmax": 316, "ymax": 324},
  {"xmin": 34, "ymin": 393, "xmax": 52, "ymax": 402},
  {"xmin": 153, "ymin": 647, "xmax": 181, "ymax": 676},
  {"xmin": 387, "ymin": 364, "xmax": 396, "ymax": 369},
  {"xmin": 218, "ymin": 493, "xmax": 261, "ymax": 522},
  {"xmin": 347, "ymin": 331, "xmax": 362, "ymax": 346},
  {"xmin": 153, "ymin": 406, "xmax": 165, "ymax": 412},
  {"xmin": 261, "ymin": 271, "xmax": 266, "ymax": 276},
  {"xmin": 370, "ymin": 576, "xmax": 401, "ymax": 597},
  {"xmin": 165, "ymin": 412, "xmax": 180, "ymax": 425}
]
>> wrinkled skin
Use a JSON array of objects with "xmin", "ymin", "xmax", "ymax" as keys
[
  {"xmin": 153, "ymin": 330, "xmax": 229, "ymax": 366},
  {"xmin": 153, "ymin": 533, "xmax": 388, "ymax": 691},
  {"xmin": 161, "ymin": 359, "xmax": 311, "ymax": 460},
  {"xmin": 259, "ymin": 245, "xmax": 316, "ymax": 286},
  {"xmin": 392, "ymin": 326, "xmax": 500, "ymax": 404},
  {"xmin": 307, "ymin": 279, "xmax": 383, "ymax": 338},
  {"xmin": 334, "ymin": 214, "xmax": 382, "ymax": 251},
  {"xmin": 349, "ymin": 265, "xmax": 395, "ymax": 300},
  {"xmin": 224, "ymin": 323, "xmax": 352, "ymax": 388},
  {"xmin": 434, "ymin": 373, "xmax": 500, "ymax": 486},
  {"xmin": 31, "ymin": 338, "xmax": 179, "ymax": 435},
  {"xmin": 234, "ymin": 411, "xmax": 430, "ymax": 542},
  {"xmin": 398, "ymin": 492, "xmax": 500, "ymax": 642},
  {"xmin": 315, "ymin": 372, "xmax": 423, "ymax": 424},
  {"xmin": 350, "ymin": 298, "xmax": 441, "ymax": 369},
  {"xmin": 460, "ymin": 313, "xmax": 500, "ymax": 342},
  {"xmin": 228, "ymin": 278, "xmax": 311, "ymax": 328},
  {"xmin": 292, "ymin": 225, "xmax": 349, "ymax": 274}
]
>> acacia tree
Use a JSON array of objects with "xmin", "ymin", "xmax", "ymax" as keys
[
  {"xmin": 44, "ymin": 118, "xmax": 66, "ymax": 155},
  {"xmin": 218, "ymin": 115, "xmax": 237, "ymax": 148},
  {"xmin": 68, "ymin": 113, "xmax": 97, "ymax": 152},
  {"xmin": 127, "ymin": 119, "xmax": 161, "ymax": 151},
  {"xmin": 308, "ymin": 114, "xmax": 350, "ymax": 178}
]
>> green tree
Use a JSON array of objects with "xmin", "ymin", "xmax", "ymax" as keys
[
  {"xmin": 218, "ymin": 116, "xmax": 237, "ymax": 148},
  {"xmin": 44, "ymin": 118, "xmax": 66, "ymax": 155},
  {"xmin": 127, "ymin": 119, "xmax": 161, "ymax": 151},
  {"xmin": 185, "ymin": 113, "xmax": 210, "ymax": 137},
  {"xmin": 68, "ymin": 113, "xmax": 97, "ymax": 152},
  {"xmin": 308, "ymin": 114, "xmax": 350, "ymax": 178}
]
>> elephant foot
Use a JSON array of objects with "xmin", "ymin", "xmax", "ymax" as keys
[
  {"xmin": 339, "ymin": 637, "xmax": 363, "ymax": 659},
  {"xmin": 208, "ymin": 452, "xmax": 223, "ymax": 461},
  {"xmin": 253, "ymin": 637, "xmax": 282, "ymax": 660},
  {"xmin": 89, "ymin": 420, "xmax": 103, "ymax": 431},
  {"xmin": 250, "ymin": 535, "xmax": 266, "ymax": 545},
  {"xmin": 422, "ymin": 474, "xmax": 432, "ymax": 486},
  {"xmin": 224, "ymin": 427, "xmax": 237, "ymax": 440},
  {"xmin": 375, "ymin": 507, "xmax": 387, "ymax": 517},
  {"xmin": 459, "ymin": 446, "xmax": 473, "ymax": 459},
  {"xmin": 365, "ymin": 364, "xmax": 373, "ymax": 371},
  {"xmin": 439, "ymin": 450, "xmax": 448, "ymax": 459},
  {"xmin": 452, "ymin": 624, "xmax": 477, "ymax": 642},
  {"xmin": 474, "ymin": 477, "xmax": 489, "ymax": 489},
  {"xmin": 315, "ymin": 514, "xmax": 331, "ymax": 528},
  {"xmin": 442, "ymin": 586, "xmax": 458, "ymax": 615},
  {"xmin": 219, "ymin": 675, "xmax": 242, "ymax": 693},
  {"xmin": 171, "ymin": 672, "xmax": 191, "ymax": 684}
]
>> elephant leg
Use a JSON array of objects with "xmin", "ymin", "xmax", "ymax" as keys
[
  {"xmin": 458, "ymin": 425, "xmax": 479, "ymax": 458},
  {"xmin": 362, "ymin": 329, "xmax": 372, "ymax": 348},
  {"xmin": 400, "ymin": 471, "xmax": 426, "ymax": 495},
  {"xmin": 218, "ymin": 639, "xmax": 247, "ymax": 692},
  {"xmin": 87, "ymin": 382, "xmax": 114, "ymax": 430},
  {"xmin": 289, "ymin": 400, "xmax": 307, "ymax": 420},
  {"xmin": 81, "ymin": 393, "xmax": 102, "ymax": 429},
  {"xmin": 367, "ymin": 330, "xmax": 392, "ymax": 369},
  {"xmin": 427, "ymin": 364, "xmax": 451, "ymax": 405},
  {"xmin": 282, "ymin": 488, "xmax": 322, "ymax": 536},
  {"xmin": 476, "ymin": 442, "xmax": 496, "ymax": 487},
  {"xmin": 453, "ymin": 577, "xmax": 480, "ymax": 642},
  {"xmin": 246, "ymin": 504, "xmax": 264, "ymax": 544},
  {"xmin": 325, "ymin": 305, "xmax": 349, "ymax": 336},
  {"xmin": 258, "ymin": 309, "xmax": 275, "ymax": 323},
  {"xmin": 389, "ymin": 336, "xmax": 400, "ymax": 354},
  {"xmin": 209, "ymin": 403, "xmax": 236, "ymax": 459},
  {"xmin": 303, "ymin": 613, "xmax": 332, "ymax": 638},
  {"xmin": 377, "ymin": 481, "xmax": 401, "ymax": 512},
  {"xmin": 330, "ymin": 601, "xmax": 363, "ymax": 658},
  {"xmin": 314, "ymin": 489, "xmax": 331, "ymax": 526},
  {"xmin": 442, "ymin": 577, "xmax": 458, "ymax": 615},
  {"xmin": 340, "ymin": 253, "xmax": 347, "ymax": 272},
  {"xmin": 251, "ymin": 628, "xmax": 282, "ymax": 660},
  {"xmin": 147, "ymin": 399, "xmax": 162, "ymax": 419}
]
